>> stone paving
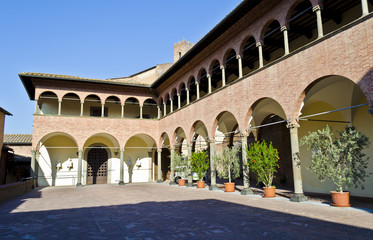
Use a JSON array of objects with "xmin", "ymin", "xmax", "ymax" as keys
[{"xmin": 0, "ymin": 183, "xmax": 372, "ymax": 240}]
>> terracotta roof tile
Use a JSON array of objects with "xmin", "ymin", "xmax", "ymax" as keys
[{"xmin": 3, "ymin": 134, "xmax": 32, "ymax": 144}]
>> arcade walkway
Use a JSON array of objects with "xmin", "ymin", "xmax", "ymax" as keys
[{"xmin": 0, "ymin": 183, "xmax": 372, "ymax": 239}]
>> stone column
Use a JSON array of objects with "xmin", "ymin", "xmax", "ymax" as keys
[
  {"xmin": 58, "ymin": 100, "xmax": 62, "ymax": 115},
  {"xmin": 220, "ymin": 65, "xmax": 226, "ymax": 87},
  {"xmin": 362, "ymin": 0, "xmax": 369, "ymax": 16},
  {"xmin": 80, "ymin": 101, "xmax": 84, "ymax": 116},
  {"xmin": 76, "ymin": 149, "xmax": 83, "ymax": 187},
  {"xmin": 281, "ymin": 26, "xmax": 289, "ymax": 55},
  {"xmin": 31, "ymin": 149, "xmax": 37, "ymax": 188},
  {"xmin": 101, "ymin": 103, "xmax": 105, "ymax": 117},
  {"xmin": 157, "ymin": 106, "xmax": 161, "ymax": 119},
  {"xmin": 186, "ymin": 88, "xmax": 190, "ymax": 104},
  {"xmin": 207, "ymin": 74, "xmax": 212, "ymax": 94},
  {"xmin": 257, "ymin": 42, "xmax": 263, "ymax": 68},
  {"xmin": 241, "ymin": 133, "xmax": 254, "ymax": 195},
  {"xmin": 163, "ymin": 102, "xmax": 167, "ymax": 116},
  {"xmin": 121, "ymin": 104, "xmax": 125, "ymax": 118},
  {"xmin": 237, "ymin": 55, "xmax": 243, "ymax": 78},
  {"xmin": 186, "ymin": 144, "xmax": 193, "ymax": 187},
  {"xmin": 177, "ymin": 93, "xmax": 181, "ymax": 109},
  {"xmin": 209, "ymin": 140, "xmax": 218, "ymax": 190},
  {"xmin": 196, "ymin": 82, "xmax": 200, "ymax": 100},
  {"xmin": 119, "ymin": 149, "xmax": 125, "ymax": 185},
  {"xmin": 157, "ymin": 149, "xmax": 162, "ymax": 183},
  {"xmin": 34, "ymin": 100, "xmax": 40, "ymax": 114},
  {"xmin": 313, "ymin": 5, "xmax": 324, "ymax": 38},
  {"xmin": 140, "ymin": 105, "xmax": 143, "ymax": 119},
  {"xmin": 287, "ymin": 123, "xmax": 308, "ymax": 202},
  {"xmin": 170, "ymin": 99, "xmax": 173, "ymax": 113},
  {"xmin": 169, "ymin": 147, "xmax": 176, "ymax": 185}
]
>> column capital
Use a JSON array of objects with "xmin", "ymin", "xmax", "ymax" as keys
[
  {"xmin": 208, "ymin": 138, "xmax": 215, "ymax": 144},
  {"xmin": 157, "ymin": 148, "xmax": 162, "ymax": 153},
  {"xmin": 81, "ymin": 100, "xmax": 84, "ymax": 104},
  {"xmin": 256, "ymin": 42, "xmax": 262, "ymax": 47},
  {"xmin": 287, "ymin": 123, "xmax": 300, "ymax": 129},
  {"xmin": 312, "ymin": 5, "xmax": 321, "ymax": 12},
  {"xmin": 120, "ymin": 149, "xmax": 125, "ymax": 153},
  {"xmin": 281, "ymin": 26, "xmax": 288, "ymax": 32},
  {"xmin": 236, "ymin": 54, "xmax": 242, "ymax": 59},
  {"xmin": 169, "ymin": 147, "xmax": 175, "ymax": 151},
  {"xmin": 177, "ymin": 93, "xmax": 180, "ymax": 97},
  {"xmin": 220, "ymin": 65, "xmax": 225, "ymax": 70},
  {"xmin": 195, "ymin": 81, "xmax": 199, "ymax": 86},
  {"xmin": 58, "ymin": 100, "xmax": 62, "ymax": 103},
  {"xmin": 240, "ymin": 131, "xmax": 249, "ymax": 138},
  {"xmin": 206, "ymin": 73, "xmax": 211, "ymax": 78}
]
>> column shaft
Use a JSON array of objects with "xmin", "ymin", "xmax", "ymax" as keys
[
  {"xmin": 241, "ymin": 133, "xmax": 253, "ymax": 195},
  {"xmin": 209, "ymin": 140, "xmax": 218, "ymax": 190},
  {"xmin": 313, "ymin": 5, "xmax": 324, "ymax": 38},
  {"xmin": 157, "ymin": 106, "xmax": 161, "ymax": 119},
  {"xmin": 257, "ymin": 42, "xmax": 263, "ymax": 68},
  {"xmin": 163, "ymin": 103, "xmax": 166, "ymax": 116},
  {"xmin": 157, "ymin": 149, "xmax": 162, "ymax": 183},
  {"xmin": 34, "ymin": 100, "xmax": 39, "ymax": 114},
  {"xmin": 288, "ymin": 124, "xmax": 307, "ymax": 202},
  {"xmin": 31, "ymin": 149, "xmax": 36, "ymax": 188},
  {"xmin": 169, "ymin": 148, "xmax": 176, "ymax": 185},
  {"xmin": 121, "ymin": 104, "xmax": 124, "ymax": 118},
  {"xmin": 101, "ymin": 104, "xmax": 105, "ymax": 117},
  {"xmin": 177, "ymin": 94, "xmax": 181, "ymax": 109},
  {"xmin": 140, "ymin": 105, "xmax": 143, "ymax": 119},
  {"xmin": 76, "ymin": 149, "xmax": 83, "ymax": 187},
  {"xmin": 186, "ymin": 89, "xmax": 190, "ymax": 104},
  {"xmin": 281, "ymin": 26, "xmax": 289, "ymax": 55},
  {"xmin": 80, "ymin": 102, "xmax": 84, "ymax": 116},
  {"xmin": 170, "ymin": 99, "xmax": 173, "ymax": 113},
  {"xmin": 186, "ymin": 144, "xmax": 193, "ymax": 187},
  {"xmin": 237, "ymin": 56, "xmax": 243, "ymax": 78},
  {"xmin": 221, "ymin": 66, "xmax": 226, "ymax": 86},
  {"xmin": 362, "ymin": 0, "xmax": 369, "ymax": 16},
  {"xmin": 58, "ymin": 100, "xmax": 62, "ymax": 115},
  {"xmin": 196, "ymin": 83, "xmax": 200, "ymax": 100},
  {"xmin": 119, "ymin": 150, "xmax": 125, "ymax": 185},
  {"xmin": 207, "ymin": 74, "xmax": 212, "ymax": 94}
]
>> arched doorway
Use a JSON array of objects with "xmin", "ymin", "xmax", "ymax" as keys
[{"xmin": 86, "ymin": 147, "xmax": 109, "ymax": 184}]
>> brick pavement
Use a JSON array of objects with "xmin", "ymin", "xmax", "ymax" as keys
[{"xmin": 0, "ymin": 183, "xmax": 372, "ymax": 240}]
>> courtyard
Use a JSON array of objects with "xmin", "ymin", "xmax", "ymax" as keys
[{"xmin": 0, "ymin": 183, "xmax": 372, "ymax": 239}]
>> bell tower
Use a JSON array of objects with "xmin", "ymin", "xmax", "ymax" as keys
[{"xmin": 174, "ymin": 40, "xmax": 194, "ymax": 63}]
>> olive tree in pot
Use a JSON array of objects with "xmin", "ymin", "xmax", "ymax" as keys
[
  {"xmin": 172, "ymin": 153, "xmax": 189, "ymax": 186},
  {"xmin": 245, "ymin": 140, "xmax": 280, "ymax": 198},
  {"xmin": 301, "ymin": 126, "xmax": 370, "ymax": 207},
  {"xmin": 215, "ymin": 144, "xmax": 241, "ymax": 192},
  {"xmin": 190, "ymin": 150, "xmax": 210, "ymax": 188}
]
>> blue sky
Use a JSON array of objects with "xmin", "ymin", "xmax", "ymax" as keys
[{"xmin": 0, "ymin": 0, "xmax": 242, "ymax": 134}]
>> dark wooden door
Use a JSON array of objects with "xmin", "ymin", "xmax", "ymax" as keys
[{"xmin": 87, "ymin": 148, "xmax": 108, "ymax": 184}]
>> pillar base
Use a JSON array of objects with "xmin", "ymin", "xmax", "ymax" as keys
[
  {"xmin": 169, "ymin": 181, "xmax": 177, "ymax": 185},
  {"xmin": 209, "ymin": 185, "xmax": 219, "ymax": 191},
  {"xmin": 157, "ymin": 180, "xmax": 163, "ymax": 183},
  {"xmin": 118, "ymin": 181, "xmax": 125, "ymax": 186},
  {"xmin": 186, "ymin": 182, "xmax": 193, "ymax": 187},
  {"xmin": 241, "ymin": 188, "xmax": 254, "ymax": 195},
  {"xmin": 76, "ymin": 183, "xmax": 83, "ymax": 188},
  {"xmin": 290, "ymin": 193, "xmax": 308, "ymax": 202}
]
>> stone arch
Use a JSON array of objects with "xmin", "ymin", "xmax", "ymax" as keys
[
  {"xmin": 38, "ymin": 91, "xmax": 59, "ymax": 115},
  {"xmin": 189, "ymin": 120, "xmax": 209, "ymax": 144},
  {"xmin": 172, "ymin": 127, "xmax": 188, "ymax": 155},
  {"xmin": 211, "ymin": 111, "xmax": 240, "ymax": 149},
  {"xmin": 208, "ymin": 59, "xmax": 221, "ymax": 74},
  {"xmin": 37, "ymin": 90, "xmax": 59, "ymax": 101},
  {"xmin": 259, "ymin": 19, "xmax": 282, "ymax": 42},
  {"xmin": 37, "ymin": 131, "xmax": 78, "ymax": 150},
  {"xmin": 62, "ymin": 92, "xmax": 82, "ymax": 103},
  {"xmin": 124, "ymin": 97, "xmax": 140, "ymax": 118},
  {"xmin": 142, "ymin": 98, "xmax": 158, "ymax": 119}
]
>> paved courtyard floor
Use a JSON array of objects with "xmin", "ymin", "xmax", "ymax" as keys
[{"xmin": 0, "ymin": 183, "xmax": 372, "ymax": 240}]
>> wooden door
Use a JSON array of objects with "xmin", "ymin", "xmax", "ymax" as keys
[{"xmin": 87, "ymin": 148, "xmax": 108, "ymax": 184}]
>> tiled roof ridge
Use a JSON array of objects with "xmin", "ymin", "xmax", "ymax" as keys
[{"xmin": 3, "ymin": 134, "xmax": 32, "ymax": 144}]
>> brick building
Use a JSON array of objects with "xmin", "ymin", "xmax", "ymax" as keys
[
  {"xmin": 19, "ymin": 0, "xmax": 373, "ymax": 200},
  {"xmin": 0, "ymin": 107, "xmax": 12, "ymax": 185}
]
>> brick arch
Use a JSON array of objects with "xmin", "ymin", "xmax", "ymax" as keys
[
  {"xmin": 222, "ymin": 48, "xmax": 237, "ymax": 65},
  {"xmin": 62, "ymin": 92, "xmax": 82, "ymax": 103},
  {"xmin": 188, "ymin": 120, "xmax": 209, "ymax": 143},
  {"xmin": 285, "ymin": 0, "xmax": 314, "ymax": 25},
  {"xmin": 239, "ymin": 35, "xmax": 257, "ymax": 58},
  {"xmin": 208, "ymin": 59, "xmax": 221, "ymax": 74},
  {"xmin": 244, "ymin": 97, "xmax": 288, "ymax": 131},
  {"xmin": 171, "ymin": 127, "xmax": 187, "ymax": 147},
  {"xmin": 290, "ymin": 74, "xmax": 372, "ymax": 123},
  {"xmin": 37, "ymin": 90, "xmax": 59, "ymax": 101},
  {"xmin": 210, "ymin": 111, "xmax": 240, "ymax": 139},
  {"xmin": 141, "ymin": 97, "xmax": 157, "ymax": 108},
  {"xmin": 124, "ymin": 96, "xmax": 140, "ymax": 105},
  {"xmin": 83, "ymin": 133, "xmax": 121, "ymax": 149},
  {"xmin": 170, "ymin": 88, "xmax": 177, "ymax": 99},
  {"xmin": 258, "ymin": 19, "xmax": 282, "ymax": 42},
  {"xmin": 83, "ymin": 94, "xmax": 103, "ymax": 104},
  {"xmin": 104, "ymin": 95, "xmax": 122, "ymax": 105},
  {"xmin": 124, "ymin": 133, "xmax": 157, "ymax": 149},
  {"xmin": 178, "ymin": 81, "xmax": 187, "ymax": 94},
  {"xmin": 197, "ymin": 68, "xmax": 208, "ymax": 84},
  {"xmin": 159, "ymin": 132, "xmax": 171, "ymax": 148},
  {"xmin": 35, "ymin": 131, "xmax": 79, "ymax": 150},
  {"xmin": 187, "ymin": 75, "xmax": 196, "ymax": 88},
  {"xmin": 163, "ymin": 92, "xmax": 170, "ymax": 103}
]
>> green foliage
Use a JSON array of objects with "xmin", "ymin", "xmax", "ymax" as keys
[
  {"xmin": 172, "ymin": 153, "xmax": 189, "ymax": 178},
  {"xmin": 301, "ymin": 125, "xmax": 370, "ymax": 193},
  {"xmin": 215, "ymin": 144, "xmax": 241, "ymax": 183},
  {"xmin": 190, "ymin": 150, "xmax": 210, "ymax": 181},
  {"xmin": 245, "ymin": 140, "xmax": 279, "ymax": 187}
]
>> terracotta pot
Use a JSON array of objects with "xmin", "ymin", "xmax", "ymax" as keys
[
  {"xmin": 178, "ymin": 179, "xmax": 185, "ymax": 186},
  {"xmin": 197, "ymin": 181, "xmax": 205, "ymax": 188},
  {"xmin": 263, "ymin": 186, "xmax": 276, "ymax": 198},
  {"xmin": 224, "ymin": 182, "xmax": 235, "ymax": 192},
  {"xmin": 331, "ymin": 191, "xmax": 351, "ymax": 207}
]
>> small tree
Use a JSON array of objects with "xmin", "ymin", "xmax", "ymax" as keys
[
  {"xmin": 215, "ymin": 144, "xmax": 241, "ymax": 183},
  {"xmin": 245, "ymin": 140, "xmax": 279, "ymax": 187},
  {"xmin": 190, "ymin": 150, "xmax": 210, "ymax": 181},
  {"xmin": 172, "ymin": 153, "xmax": 189, "ymax": 179},
  {"xmin": 301, "ymin": 125, "xmax": 370, "ymax": 193}
]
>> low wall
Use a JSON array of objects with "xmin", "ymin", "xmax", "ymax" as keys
[{"xmin": 0, "ymin": 179, "xmax": 35, "ymax": 204}]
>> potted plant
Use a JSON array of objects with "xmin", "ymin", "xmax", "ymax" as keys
[
  {"xmin": 301, "ymin": 125, "xmax": 370, "ymax": 207},
  {"xmin": 245, "ymin": 140, "xmax": 279, "ymax": 198},
  {"xmin": 215, "ymin": 144, "xmax": 241, "ymax": 192},
  {"xmin": 172, "ymin": 153, "xmax": 189, "ymax": 186},
  {"xmin": 190, "ymin": 150, "xmax": 210, "ymax": 188}
]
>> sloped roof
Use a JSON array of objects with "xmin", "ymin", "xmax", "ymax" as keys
[
  {"xmin": 3, "ymin": 134, "xmax": 32, "ymax": 145},
  {"xmin": 0, "ymin": 107, "xmax": 12, "ymax": 116}
]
